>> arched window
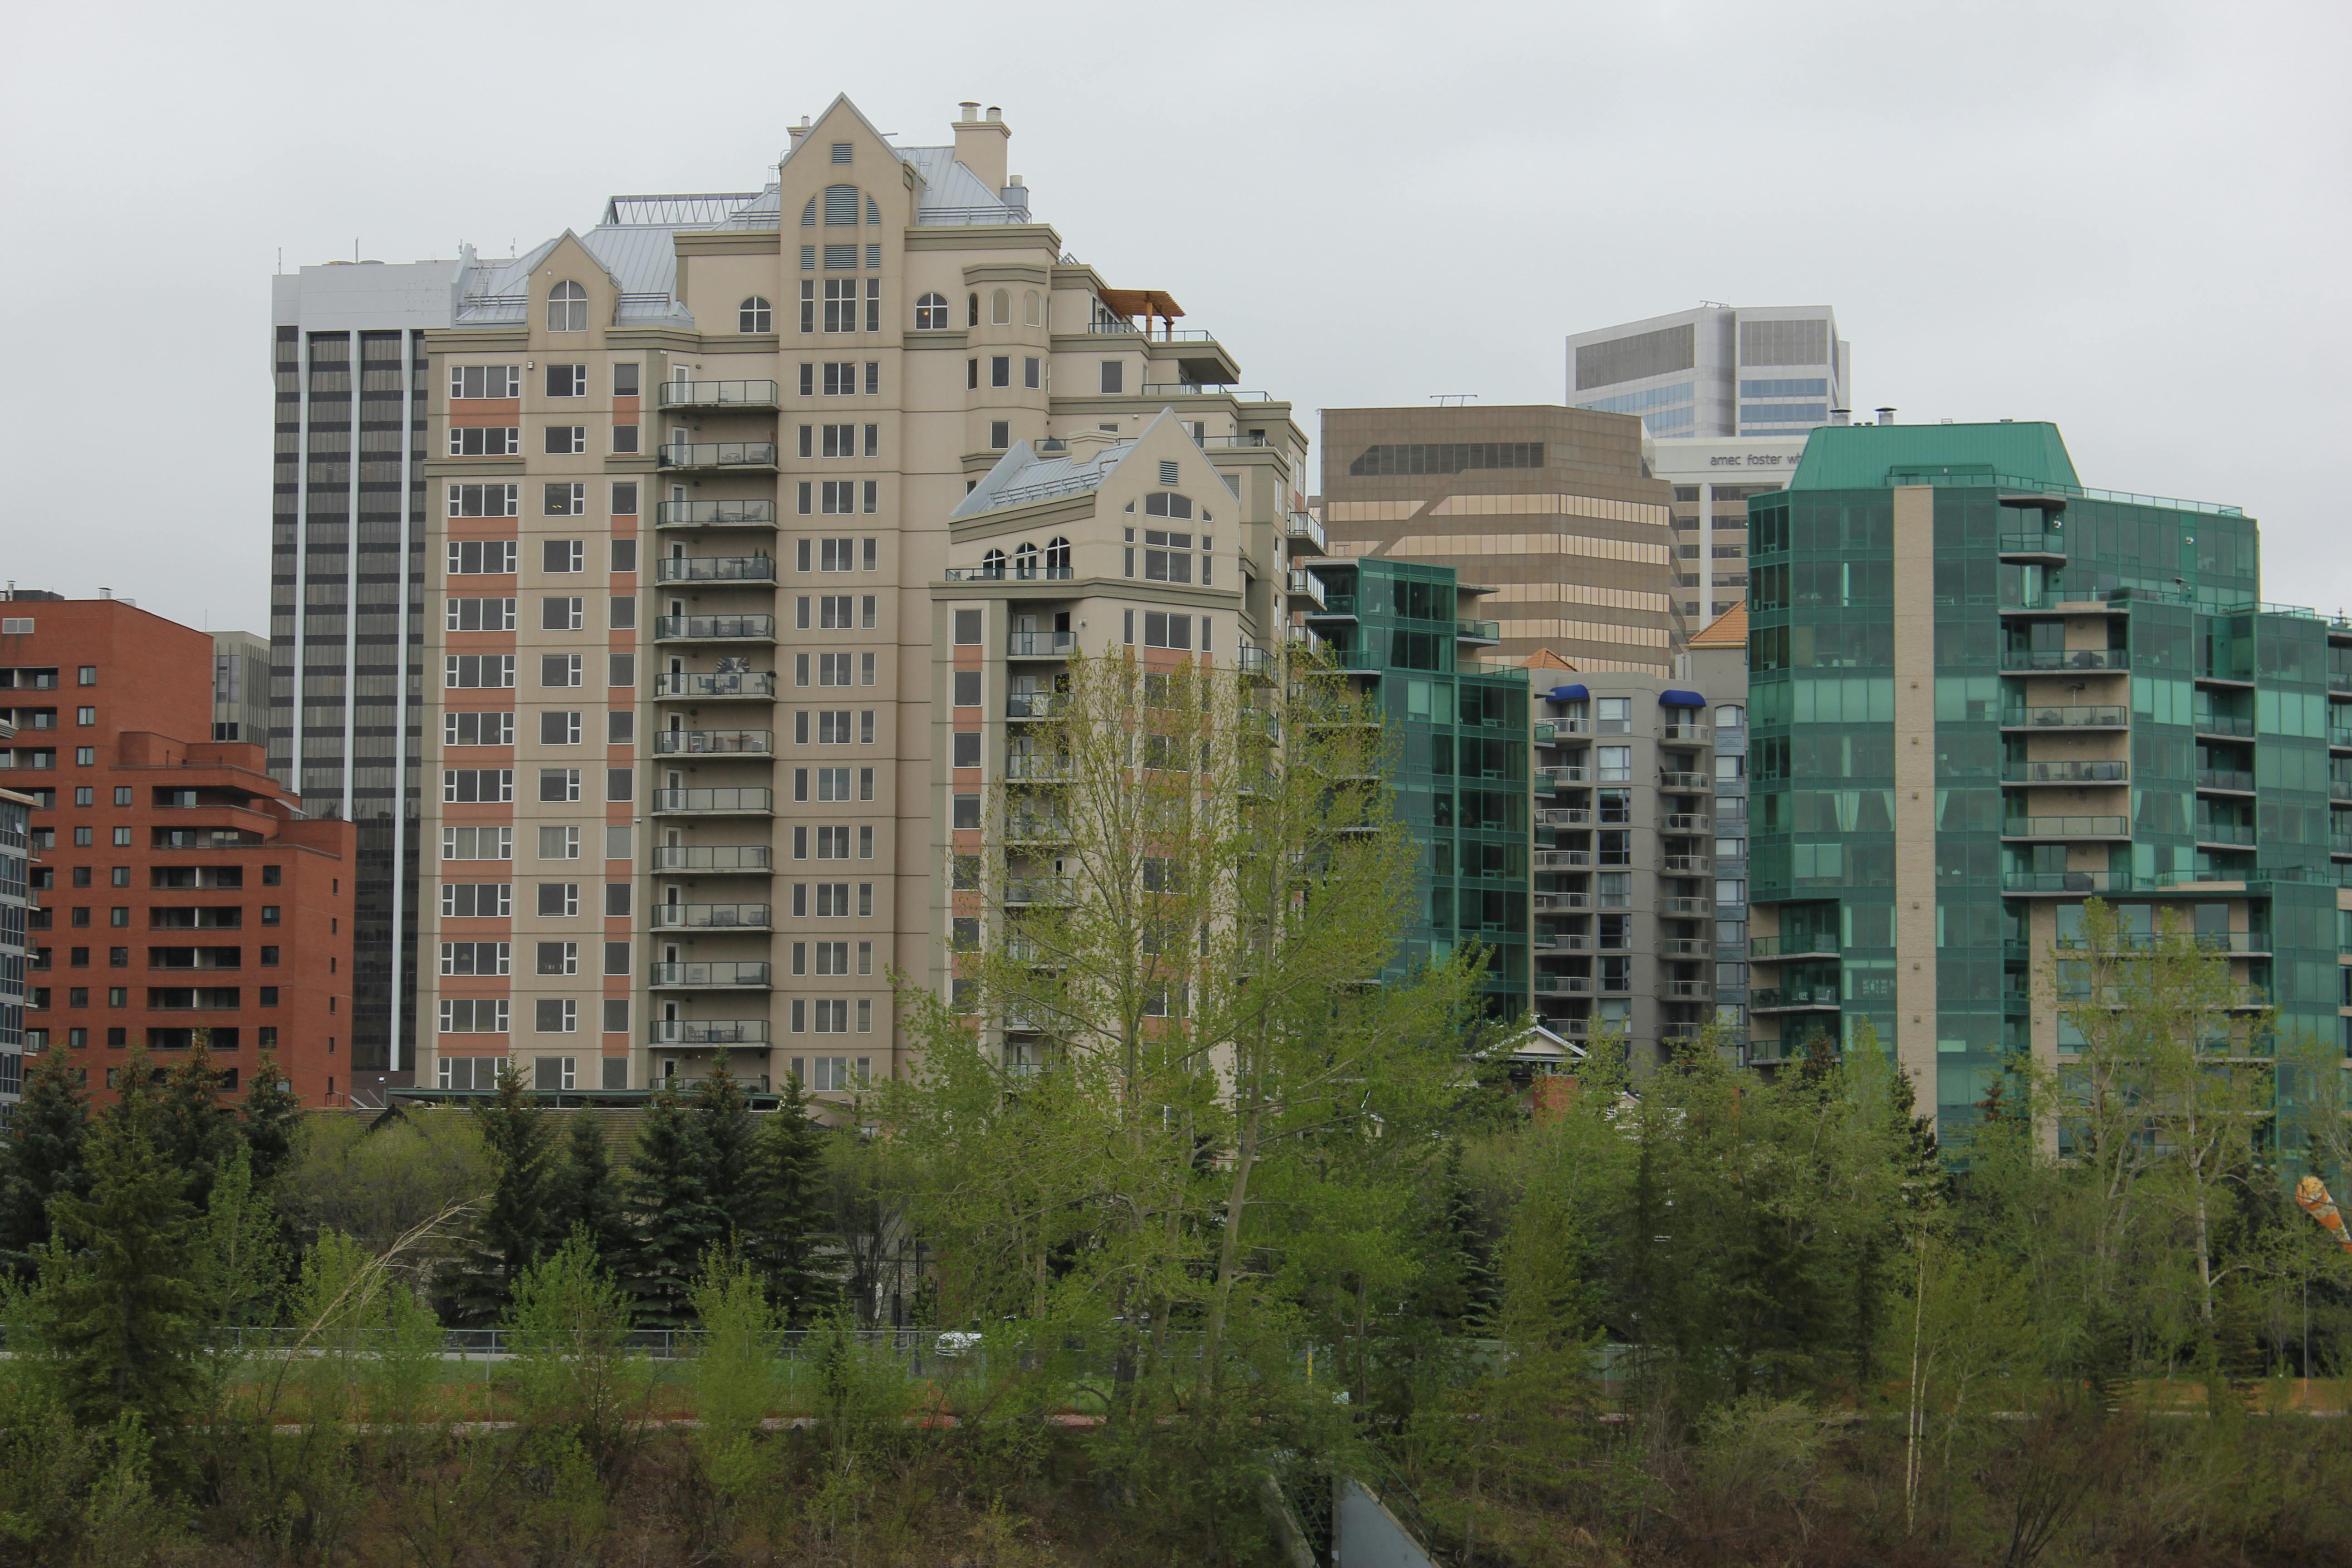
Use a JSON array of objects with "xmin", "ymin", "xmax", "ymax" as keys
[
  {"xmin": 1143, "ymin": 491, "xmax": 1195, "ymax": 520},
  {"xmin": 990, "ymin": 289, "xmax": 1010, "ymax": 326},
  {"xmin": 801, "ymin": 197, "xmax": 817, "ymax": 227},
  {"xmin": 967, "ymin": 293, "xmax": 980, "ymax": 328},
  {"xmin": 1013, "ymin": 542, "xmax": 1040, "ymax": 580},
  {"xmin": 866, "ymin": 193, "xmax": 881, "ymax": 225},
  {"xmin": 1024, "ymin": 290, "xmax": 1042, "ymax": 328},
  {"xmin": 546, "ymin": 280, "xmax": 587, "ymax": 333},
  {"xmin": 823, "ymin": 184, "xmax": 859, "ymax": 225},
  {"xmin": 739, "ymin": 297, "xmax": 772, "ymax": 333},
  {"xmin": 1045, "ymin": 536, "xmax": 1071, "ymax": 576},
  {"xmin": 982, "ymin": 548, "xmax": 1007, "ymax": 578},
  {"xmin": 915, "ymin": 293, "xmax": 949, "ymax": 330}
]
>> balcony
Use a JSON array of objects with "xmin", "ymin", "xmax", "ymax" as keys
[
  {"xmin": 2001, "ymin": 705, "xmax": 2129, "ymax": 730},
  {"xmin": 655, "ymin": 615, "xmax": 775, "ymax": 643},
  {"xmin": 1003, "ymin": 753, "xmax": 1073, "ymax": 783},
  {"xmin": 1532, "ymin": 975, "xmax": 1594, "ymax": 996},
  {"xmin": 1661, "ymin": 813, "xmax": 1711, "ymax": 833},
  {"xmin": 1752, "ymin": 985, "xmax": 1842, "ymax": 1013},
  {"xmin": 1659, "ymin": 938, "xmax": 1712, "ymax": 959},
  {"xmin": 2054, "ymin": 931, "xmax": 2272, "ymax": 956},
  {"xmin": 2000, "ymin": 648, "xmax": 2127, "ymax": 672},
  {"xmin": 2000, "ymin": 815, "xmax": 2131, "ymax": 840},
  {"xmin": 2003, "ymin": 870, "xmax": 2138, "ymax": 895},
  {"xmin": 1749, "ymin": 935, "xmax": 1838, "ymax": 961},
  {"xmin": 658, "ymin": 441, "xmax": 778, "ymax": 471},
  {"xmin": 1533, "ymin": 891, "xmax": 1590, "ymax": 912},
  {"xmin": 1005, "ymin": 692, "xmax": 1067, "ymax": 720},
  {"xmin": 1662, "ymin": 723, "xmax": 1713, "ymax": 742},
  {"xmin": 1530, "ymin": 931, "xmax": 1591, "ymax": 952},
  {"xmin": 1007, "ymin": 631, "xmax": 1076, "ymax": 658},
  {"xmin": 1664, "ymin": 980, "xmax": 1713, "ymax": 1000},
  {"xmin": 649, "ymin": 961, "xmax": 772, "ymax": 989},
  {"xmin": 656, "ymin": 379, "xmax": 779, "ymax": 410},
  {"xmin": 654, "ymin": 729, "xmax": 774, "ymax": 756},
  {"xmin": 647, "ymin": 1019, "xmax": 771, "ymax": 1045},
  {"xmin": 2003, "ymin": 760, "xmax": 2128, "ymax": 784},
  {"xmin": 2195, "ymin": 713, "xmax": 2256, "ymax": 739},
  {"xmin": 650, "ymin": 845, "xmax": 772, "ymax": 873},
  {"xmin": 1456, "ymin": 619, "xmax": 1502, "ymax": 646},
  {"xmin": 1534, "ymin": 849, "xmax": 1590, "ymax": 871},
  {"xmin": 2194, "ymin": 822, "xmax": 2257, "ymax": 847},
  {"xmin": 1661, "ymin": 854, "xmax": 1713, "ymax": 873},
  {"xmin": 656, "ymin": 671, "xmax": 777, "ymax": 701},
  {"xmin": 655, "ymin": 556, "xmax": 778, "ymax": 585},
  {"xmin": 1286, "ymin": 569, "xmax": 1327, "ymax": 610},
  {"xmin": 1658, "ymin": 771, "xmax": 1712, "ymax": 791},
  {"xmin": 657, "ymin": 499, "xmax": 777, "ymax": 529},
  {"xmin": 1003, "ymin": 876, "xmax": 1077, "ymax": 906},
  {"xmin": 1998, "ymin": 531, "xmax": 2068, "ymax": 561},
  {"xmin": 652, "ymin": 787, "xmax": 773, "ymax": 816},
  {"xmin": 1285, "ymin": 512, "xmax": 1328, "ymax": 554},
  {"xmin": 1536, "ymin": 807, "xmax": 1592, "ymax": 828},
  {"xmin": 650, "ymin": 902, "xmax": 771, "ymax": 931},
  {"xmin": 1661, "ymin": 896, "xmax": 1714, "ymax": 916},
  {"xmin": 1535, "ymin": 764, "xmax": 1591, "ymax": 789},
  {"xmin": 941, "ymin": 564, "xmax": 1073, "ymax": 583},
  {"xmin": 2196, "ymin": 768, "xmax": 2255, "ymax": 794},
  {"xmin": 1004, "ymin": 816, "xmax": 1072, "ymax": 843}
]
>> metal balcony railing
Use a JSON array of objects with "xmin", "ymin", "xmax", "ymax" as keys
[
  {"xmin": 1661, "ymin": 813, "xmax": 1711, "ymax": 833},
  {"xmin": 656, "ymin": 499, "xmax": 777, "ymax": 529},
  {"xmin": 2002, "ymin": 705, "xmax": 2129, "ymax": 728},
  {"xmin": 1749, "ymin": 934, "xmax": 1838, "ymax": 960},
  {"xmin": 654, "ymin": 729, "xmax": 774, "ymax": 756},
  {"xmin": 1007, "ymin": 631, "xmax": 1076, "ymax": 657},
  {"xmin": 1535, "ymin": 765, "xmax": 1590, "ymax": 788},
  {"xmin": 2196, "ymin": 713, "xmax": 2255, "ymax": 737},
  {"xmin": 2195, "ymin": 821, "xmax": 2257, "ymax": 846},
  {"xmin": 2003, "ymin": 759, "xmax": 2127, "ymax": 784},
  {"xmin": 1285, "ymin": 512, "xmax": 1326, "ymax": 553},
  {"xmin": 941, "ymin": 564, "xmax": 1073, "ymax": 582},
  {"xmin": 656, "ymin": 380, "xmax": 779, "ymax": 410},
  {"xmin": 1662, "ymin": 723, "xmax": 1712, "ymax": 741},
  {"xmin": 1287, "ymin": 568, "xmax": 1327, "ymax": 608},
  {"xmin": 1658, "ymin": 771, "xmax": 1712, "ymax": 790},
  {"xmin": 650, "ymin": 845, "xmax": 772, "ymax": 873},
  {"xmin": 2000, "ymin": 648, "xmax": 2127, "ymax": 671},
  {"xmin": 1003, "ymin": 877, "xmax": 1077, "ymax": 906},
  {"xmin": 1003, "ymin": 754, "xmax": 1073, "ymax": 782},
  {"xmin": 1532, "ymin": 975, "xmax": 1593, "ymax": 995},
  {"xmin": 2196, "ymin": 768, "xmax": 2255, "ymax": 793},
  {"xmin": 1006, "ymin": 692, "xmax": 1066, "ymax": 719},
  {"xmin": 647, "ymin": 1019, "xmax": 771, "ymax": 1045},
  {"xmin": 658, "ymin": 441, "xmax": 778, "ymax": 470},
  {"xmin": 655, "ymin": 615, "xmax": 775, "ymax": 642},
  {"xmin": 650, "ymin": 903, "xmax": 771, "ymax": 931},
  {"xmin": 656, "ymin": 671, "xmax": 777, "ymax": 699},
  {"xmin": 655, "ymin": 556, "xmax": 778, "ymax": 584},
  {"xmin": 1752, "ymin": 985, "xmax": 1841, "ymax": 1011},
  {"xmin": 649, "ymin": 962, "xmax": 772, "ymax": 988},
  {"xmin": 2001, "ymin": 815, "xmax": 2131, "ymax": 838},
  {"xmin": 651, "ymin": 788, "xmax": 773, "ymax": 815}
]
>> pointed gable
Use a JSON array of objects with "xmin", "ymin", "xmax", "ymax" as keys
[{"xmin": 1688, "ymin": 601, "xmax": 1747, "ymax": 648}]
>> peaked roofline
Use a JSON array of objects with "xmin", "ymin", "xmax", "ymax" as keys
[
  {"xmin": 1688, "ymin": 600, "xmax": 1748, "ymax": 648},
  {"xmin": 782, "ymin": 93, "xmax": 900, "ymax": 174}
]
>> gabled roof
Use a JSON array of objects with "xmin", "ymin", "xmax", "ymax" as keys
[
  {"xmin": 780, "ymin": 93, "xmax": 897, "ymax": 173},
  {"xmin": 954, "ymin": 408, "xmax": 1200, "ymax": 519},
  {"xmin": 1688, "ymin": 601, "xmax": 1747, "ymax": 648},
  {"xmin": 1523, "ymin": 648, "xmax": 1579, "ymax": 672}
]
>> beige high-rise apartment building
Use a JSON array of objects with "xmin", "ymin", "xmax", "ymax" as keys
[
  {"xmin": 1318, "ymin": 406, "xmax": 1681, "ymax": 676},
  {"xmin": 412, "ymin": 95, "xmax": 1309, "ymax": 1104}
]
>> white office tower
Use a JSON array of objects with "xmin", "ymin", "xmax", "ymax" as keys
[{"xmin": 1567, "ymin": 306, "xmax": 1850, "ymax": 440}]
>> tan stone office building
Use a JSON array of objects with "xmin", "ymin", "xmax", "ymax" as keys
[
  {"xmin": 407, "ymin": 95, "xmax": 1310, "ymax": 1103},
  {"xmin": 1317, "ymin": 406, "xmax": 1681, "ymax": 676}
]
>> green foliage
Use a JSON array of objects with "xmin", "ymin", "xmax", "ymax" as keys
[
  {"xmin": 156, "ymin": 1046, "xmax": 239, "ymax": 1213},
  {"xmin": 276, "ymin": 1105, "xmax": 488, "ymax": 1259},
  {"xmin": 546, "ymin": 1111, "xmax": 630, "ymax": 1265},
  {"xmin": 234, "ymin": 1052, "xmax": 304, "ymax": 1191},
  {"xmin": 502, "ymin": 1228, "xmax": 648, "ymax": 1476},
  {"xmin": 446, "ymin": 1059, "xmax": 556, "ymax": 1324},
  {"xmin": 686, "ymin": 1249, "xmax": 778, "ymax": 1504},
  {"xmin": 0, "ymin": 1049, "xmax": 89, "ymax": 1274},
  {"xmin": 693, "ymin": 1073, "xmax": 761, "ymax": 1242},
  {"xmin": 622, "ymin": 1083, "xmax": 720, "ymax": 1329},
  {"xmin": 752, "ymin": 1074, "xmax": 838, "ymax": 1324}
]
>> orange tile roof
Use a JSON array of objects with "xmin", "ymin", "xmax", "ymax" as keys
[{"xmin": 1688, "ymin": 601, "xmax": 1747, "ymax": 648}]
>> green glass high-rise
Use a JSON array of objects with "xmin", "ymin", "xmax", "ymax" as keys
[
  {"xmin": 1302, "ymin": 556, "xmax": 1531, "ymax": 1015},
  {"xmin": 1745, "ymin": 421, "xmax": 2349, "ymax": 1133}
]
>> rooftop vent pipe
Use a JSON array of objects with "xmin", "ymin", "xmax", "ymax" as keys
[{"xmin": 1876, "ymin": 407, "xmax": 1896, "ymax": 425}]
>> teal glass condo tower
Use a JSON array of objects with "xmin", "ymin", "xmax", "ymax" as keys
[
  {"xmin": 1299, "ymin": 556, "xmax": 1531, "ymax": 1016},
  {"xmin": 1745, "ymin": 421, "xmax": 2349, "ymax": 1132}
]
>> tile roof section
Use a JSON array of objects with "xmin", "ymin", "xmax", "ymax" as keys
[{"xmin": 1688, "ymin": 601, "xmax": 1748, "ymax": 647}]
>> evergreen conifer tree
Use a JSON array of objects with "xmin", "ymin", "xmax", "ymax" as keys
[
  {"xmin": 30, "ymin": 1051, "xmax": 206, "ymax": 1440},
  {"xmin": 622, "ymin": 1081, "xmax": 720, "ymax": 1328},
  {"xmin": 751, "ymin": 1072, "xmax": 837, "ymax": 1325},
  {"xmin": 547, "ymin": 1110, "xmax": 631, "ymax": 1264},
  {"xmin": 0, "ymin": 1047, "xmax": 91, "ymax": 1273},
  {"xmin": 447, "ymin": 1058, "xmax": 555, "ymax": 1324},
  {"xmin": 237, "ymin": 1050, "xmax": 304, "ymax": 1190},
  {"xmin": 157, "ymin": 1042, "xmax": 240, "ymax": 1210},
  {"xmin": 693, "ymin": 1073, "xmax": 761, "ymax": 1245}
]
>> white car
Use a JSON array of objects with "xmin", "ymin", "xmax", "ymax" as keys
[{"xmin": 934, "ymin": 1331, "xmax": 984, "ymax": 1358}]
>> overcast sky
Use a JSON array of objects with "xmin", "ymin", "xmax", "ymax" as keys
[{"xmin": 3, "ymin": 0, "xmax": 2345, "ymax": 632}]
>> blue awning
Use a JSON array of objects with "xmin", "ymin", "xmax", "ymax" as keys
[
  {"xmin": 1659, "ymin": 689, "xmax": 1706, "ymax": 707},
  {"xmin": 1547, "ymin": 683, "xmax": 1588, "ymax": 701}
]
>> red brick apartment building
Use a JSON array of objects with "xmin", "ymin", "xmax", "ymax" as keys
[{"xmin": 0, "ymin": 597, "xmax": 356, "ymax": 1104}]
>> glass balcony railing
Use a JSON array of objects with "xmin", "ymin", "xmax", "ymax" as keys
[
  {"xmin": 653, "ymin": 729, "xmax": 773, "ymax": 756},
  {"xmin": 1006, "ymin": 631, "xmax": 1076, "ymax": 657},
  {"xmin": 1003, "ymin": 876, "xmax": 1077, "ymax": 906},
  {"xmin": 2002, "ymin": 815, "xmax": 2130, "ymax": 838},
  {"xmin": 655, "ymin": 672, "xmax": 776, "ymax": 700},
  {"xmin": 2195, "ymin": 822, "xmax": 2257, "ymax": 846},
  {"xmin": 649, "ymin": 961, "xmax": 772, "ymax": 987},
  {"xmin": 1999, "ymin": 648, "xmax": 2127, "ymax": 671},
  {"xmin": 649, "ymin": 903, "xmax": 771, "ymax": 931},
  {"xmin": 2196, "ymin": 768, "xmax": 2255, "ymax": 793},
  {"xmin": 655, "ymin": 379, "xmax": 779, "ymax": 410},
  {"xmin": 656, "ymin": 499, "xmax": 777, "ymax": 529},
  {"xmin": 2001, "ymin": 705, "xmax": 2128, "ymax": 728},
  {"xmin": 2196, "ymin": 713, "xmax": 2256, "ymax": 737},
  {"xmin": 647, "ymin": 1019, "xmax": 771, "ymax": 1045},
  {"xmin": 650, "ymin": 845, "xmax": 772, "ymax": 873},
  {"xmin": 1003, "ymin": 754, "xmax": 1074, "ymax": 782},
  {"xmin": 654, "ymin": 556, "xmax": 777, "ymax": 584},
  {"xmin": 651, "ymin": 788, "xmax": 772, "ymax": 815},
  {"xmin": 1006, "ymin": 692, "xmax": 1067, "ymax": 719},
  {"xmin": 1752, "ymin": 985, "xmax": 1841, "ymax": 1011},
  {"xmin": 655, "ymin": 615, "xmax": 775, "ymax": 642},
  {"xmin": 1997, "ymin": 531, "xmax": 2068, "ymax": 556},
  {"xmin": 1456, "ymin": 619, "xmax": 1501, "ymax": 643},
  {"xmin": 2003, "ymin": 760, "xmax": 2127, "ymax": 784},
  {"xmin": 1285, "ymin": 512, "xmax": 1327, "ymax": 553},
  {"xmin": 657, "ymin": 441, "xmax": 778, "ymax": 470},
  {"xmin": 1749, "ymin": 934, "xmax": 1839, "ymax": 960}
]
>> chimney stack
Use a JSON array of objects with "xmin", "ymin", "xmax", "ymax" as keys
[
  {"xmin": 953, "ymin": 100, "xmax": 1011, "ymax": 193},
  {"xmin": 1876, "ymin": 407, "xmax": 1896, "ymax": 425},
  {"xmin": 786, "ymin": 114, "xmax": 813, "ymax": 151},
  {"xmin": 1831, "ymin": 407, "xmax": 1851, "ymax": 426}
]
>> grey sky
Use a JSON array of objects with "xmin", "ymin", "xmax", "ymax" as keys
[{"xmin": 4, "ymin": 0, "xmax": 2345, "ymax": 631}]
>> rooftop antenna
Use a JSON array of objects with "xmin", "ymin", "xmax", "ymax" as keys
[{"xmin": 275, "ymin": 247, "xmax": 282, "ymax": 275}]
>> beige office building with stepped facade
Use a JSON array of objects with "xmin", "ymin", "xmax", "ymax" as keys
[{"xmin": 408, "ymin": 95, "xmax": 1312, "ymax": 1105}]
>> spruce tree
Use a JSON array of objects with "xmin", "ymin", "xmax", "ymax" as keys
[
  {"xmin": 237, "ymin": 1050, "xmax": 304, "ymax": 1190},
  {"xmin": 693, "ymin": 1073, "xmax": 760, "ymax": 1245},
  {"xmin": 547, "ymin": 1111, "xmax": 631, "ymax": 1265},
  {"xmin": 752, "ymin": 1073, "xmax": 837, "ymax": 1325},
  {"xmin": 448, "ymin": 1059, "xmax": 556, "ymax": 1324},
  {"xmin": 622, "ymin": 1082, "xmax": 720, "ymax": 1329},
  {"xmin": 157, "ymin": 1043, "xmax": 240, "ymax": 1210},
  {"xmin": 31, "ymin": 1051, "xmax": 206, "ymax": 1439},
  {"xmin": 0, "ymin": 1048, "xmax": 90, "ymax": 1274}
]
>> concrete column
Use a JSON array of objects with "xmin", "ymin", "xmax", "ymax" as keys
[{"xmin": 1891, "ymin": 485, "xmax": 1940, "ymax": 1118}]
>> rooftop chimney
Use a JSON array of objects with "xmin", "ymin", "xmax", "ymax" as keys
[
  {"xmin": 1875, "ymin": 407, "xmax": 1896, "ymax": 425},
  {"xmin": 1831, "ymin": 407, "xmax": 1851, "ymax": 426},
  {"xmin": 786, "ymin": 114, "xmax": 813, "ymax": 151},
  {"xmin": 954, "ymin": 100, "xmax": 1010, "ymax": 193},
  {"xmin": 959, "ymin": 101, "xmax": 979, "ymax": 122},
  {"xmin": 1000, "ymin": 173, "xmax": 1029, "ymax": 219}
]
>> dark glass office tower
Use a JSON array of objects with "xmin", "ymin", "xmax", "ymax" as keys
[{"xmin": 270, "ymin": 262, "xmax": 456, "ymax": 1078}]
